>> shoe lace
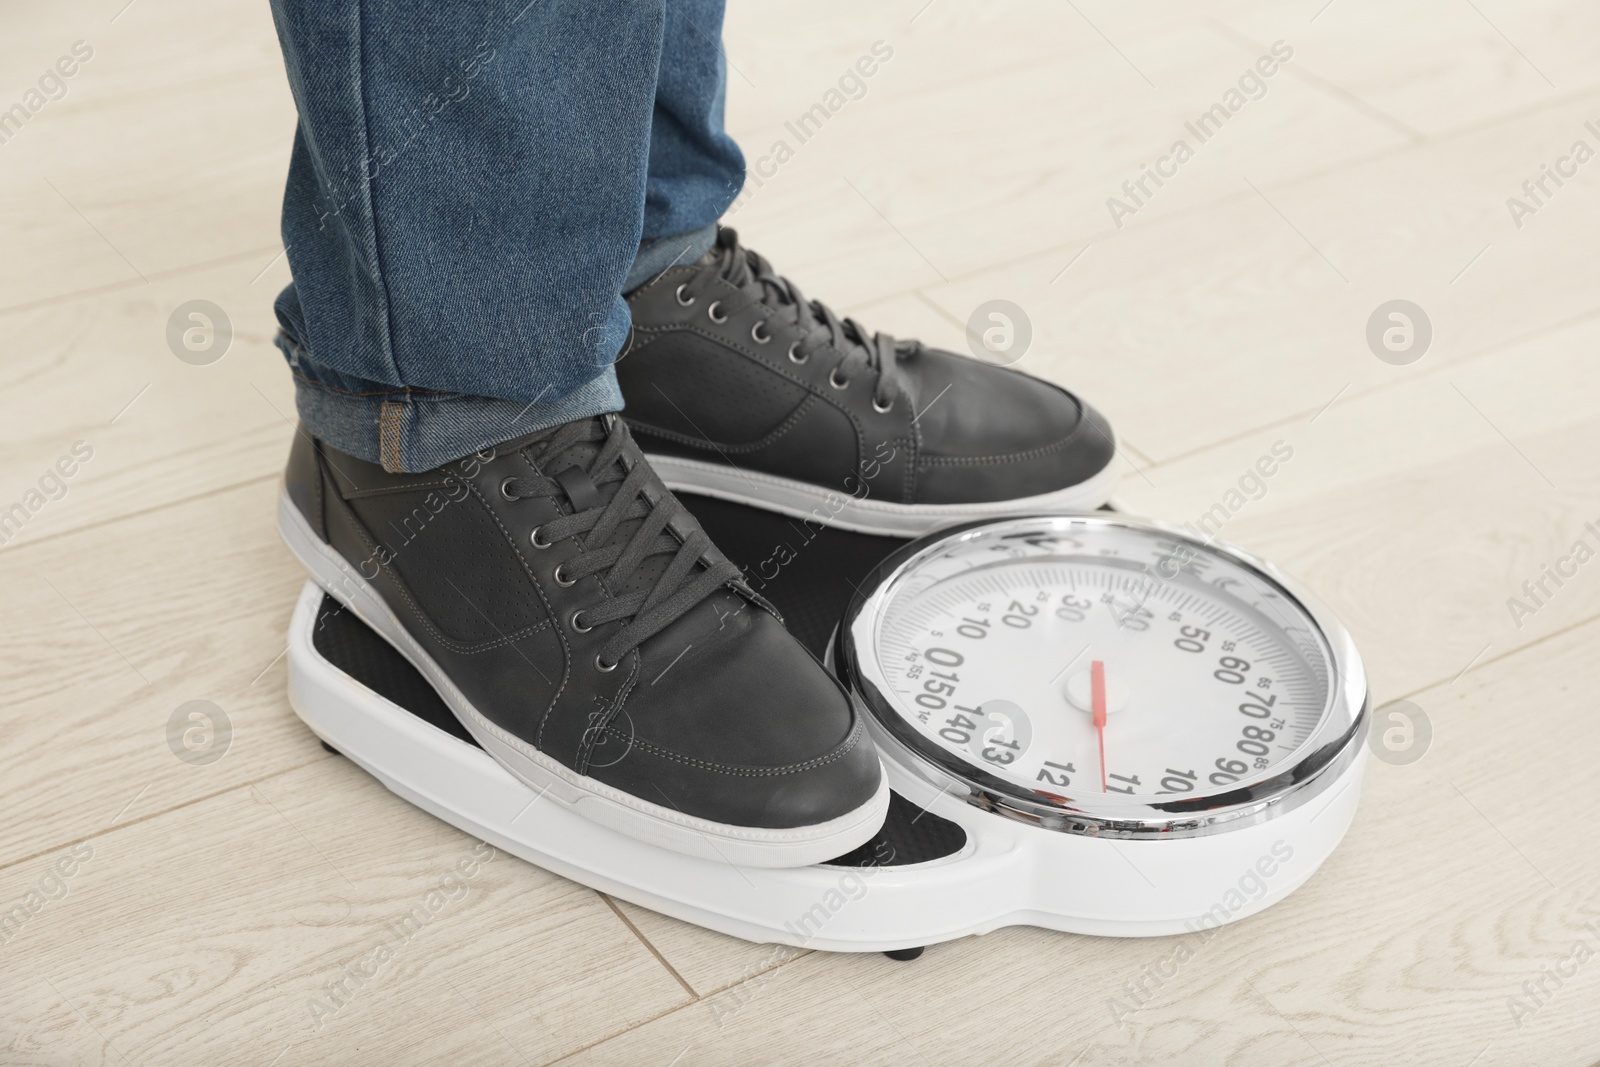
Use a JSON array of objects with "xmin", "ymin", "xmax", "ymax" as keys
[
  {"xmin": 500, "ymin": 417, "xmax": 743, "ymax": 669},
  {"xmin": 706, "ymin": 227, "xmax": 911, "ymax": 412}
]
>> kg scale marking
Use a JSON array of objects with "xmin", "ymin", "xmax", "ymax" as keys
[{"xmin": 287, "ymin": 513, "xmax": 1369, "ymax": 953}]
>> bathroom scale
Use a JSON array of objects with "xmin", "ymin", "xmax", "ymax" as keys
[{"xmin": 286, "ymin": 497, "xmax": 1368, "ymax": 956}]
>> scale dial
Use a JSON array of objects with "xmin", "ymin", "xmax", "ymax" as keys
[{"xmin": 837, "ymin": 515, "xmax": 1367, "ymax": 839}]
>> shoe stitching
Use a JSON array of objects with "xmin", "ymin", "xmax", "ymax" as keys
[
  {"xmin": 466, "ymin": 463, "xmax": 582, "ymax": 755},
  {"xmin": 916, "ymin": 424, "xmax": 1092, "ymax": 467},
  {"xmin": 903, "ymin": 382, "xmax": 922, "ymax": 502},
  {"xmin": 312, "ymin": 439, "xmax": 326, "ymax": 536},
  {"xmin": 883, "ymin": 433, "xmax": 916, "ymax": 504},
  {"xmin": 325, "ymin": 475, "xmax": 555, "ymax": 655},
  {"xmin": 579, "ymin": 662, "xmax": 642, "ymax": 775},
  {"xmin": 325, "ymin": 458, "xmax": 467, "ymax": 498},
  {"xmin": 626, "ymin": 393, "xmax": 817, "ymax": 455},
  {"xmin": 339, "ymin": 480, "xmax": 463, "ymax": 499},
  {"xmin": 625, "ymin": 714, "xmax": 865, "ymax": 777}
]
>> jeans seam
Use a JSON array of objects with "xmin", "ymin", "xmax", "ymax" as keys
[
  {"xmin": 379, "ymin": 400, "xmax": 407, "ymax": 472},
  {"xmin": 353, "ymin": 0, "xmax": 403, "ymax": 390}
]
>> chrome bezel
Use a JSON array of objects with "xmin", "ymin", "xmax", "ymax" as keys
[{"xmin": 833, "ymin": 513, "xmax": 1368, "ymax": 840}]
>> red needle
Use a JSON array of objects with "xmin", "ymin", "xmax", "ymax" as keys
[{"xmin": 1092, "ymin": 659, "xmax": 1108, "ymax": 792}]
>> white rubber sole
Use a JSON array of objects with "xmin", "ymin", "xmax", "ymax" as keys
[
  {"xmin": 645, "ymin": 453, "xmax": 1121, "ymax": 537},
  {"xmin": 276, "ymin": 491, "xmax": 890, "ymax": 868}
]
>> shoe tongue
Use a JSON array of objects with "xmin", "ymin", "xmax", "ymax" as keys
[{"xmin": 705, "ymin": 228, "xmax": 769, "ymax": 295}]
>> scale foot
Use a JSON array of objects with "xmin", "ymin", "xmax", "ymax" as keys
[
  {"xmin": 320, "ymin": 740, "xmax": 341, "ymax": 756},
  {"xmin": 883, "ymin": 946, "xmax": 924, "ymax": 961}
]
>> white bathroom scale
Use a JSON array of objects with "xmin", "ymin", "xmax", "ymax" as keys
[{"xmin": 286, "ymin": 500, "xmax": 1368, "ymax": 957}]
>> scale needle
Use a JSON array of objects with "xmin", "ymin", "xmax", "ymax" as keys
[{"xmin": 1092, "ymin": 659, "xmax": 1108, "ymax": 792}]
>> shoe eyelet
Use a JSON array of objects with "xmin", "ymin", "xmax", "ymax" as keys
[
  {"xmin": 499, "ymin": 477, "xmax": 518, "ymax": 500},
  {"xmin": 872, "ymin": 396, "xmax": 894, "ymax": 414},
  {"xmin": 554, "ymin": 565, "xmax": 576, "ymax": 587},
  {"xmin": 829, "ymin": 369, "xmax": 850, "ymax": 390},
  {"xmin": 595, "ymin": 654, "xmax": 618, "ymax": 673},
  {"xmin": 751, "ymin": 321, "xmax": 771, "ymax": 344},
  {"xmin": 788, "ymin": 342, "xmax": 807, "ymax": 365},
  {"xmin": 707, "ymin": 300, "xmax": 727, "ymax": 324},
  {"xmin": 570, "ymin": 610, "xmax": 593, "ymax": 633},
  {"xmin": 674, "ymin": 283, "xmax": 695, "ymax": 307},
  {"xmin": 530, "ymin": 526, "xmax": 552, "ymax": 549}
]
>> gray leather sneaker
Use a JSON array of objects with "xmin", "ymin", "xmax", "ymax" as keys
[
  {"xmin": 279, "ymin": 414, "xmax": 888, "ymax": 867},
  {"xmin": 617, "ymin": 227, "xmax": 1118, "ymax": 535}
]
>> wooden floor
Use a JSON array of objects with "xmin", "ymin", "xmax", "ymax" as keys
[{"xmin": 4, "ymin": 0, "xmax": 1600, "ymax": 1063}]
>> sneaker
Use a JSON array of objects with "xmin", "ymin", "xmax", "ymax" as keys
[
  {"xmin": 617, "ymin": 227, "xmax": 1118, "ymax": 536},
  {"xmin": 278, "ymin": 415, "xmax": 888, "ymax": 867}
]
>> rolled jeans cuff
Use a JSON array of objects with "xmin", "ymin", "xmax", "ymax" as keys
[{"xmin": 282, "ymin": 334, "xmax": 624, "ymax": 473}]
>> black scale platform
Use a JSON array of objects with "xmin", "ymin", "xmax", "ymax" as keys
[{"xmin": 310, "ymin": 493, "xmax": 970, "ymax": 871}]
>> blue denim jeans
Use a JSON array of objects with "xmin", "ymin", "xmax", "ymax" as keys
[{"xmin": 266, "ymin": 0, "xmax": 745, "ymax": 471}]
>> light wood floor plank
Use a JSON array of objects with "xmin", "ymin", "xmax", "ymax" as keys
[
  {"xmin": 0, "ymin": 0, "xmax": 292, "ymax": 307},
  {"xmin": 0, "ymin": 758, "xmax": 690, "ymax": 1066},
  {"xmin": 0, "ymin": 477, "xmax": 313, "ymax": 869},
  {"xmin": 607, "ymin": 900, "xmax": 806, "ymax": 1000},
  {"xmin": 916, "ymin": 87, "xmax": 1600, "ymax": 462},
  {"xmin": 0, "ymin": 266, "xmax": 296, "ymax": 551},
  {"xmin": 725, "ymin": 15, "xmax": 1408, "ymax": 306},
  {"xmin": 1220, "ymin": 0, "xmax": 1600, "ymax": 137}
]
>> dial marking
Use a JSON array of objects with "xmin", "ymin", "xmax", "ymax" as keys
[
  {"xmin": 874, "ymin": 547, "xmax": 1335, "ymax": 799},
  {"xmin": 1092, "ymin": 659, "xmax": 1108, "ymax": 792}
]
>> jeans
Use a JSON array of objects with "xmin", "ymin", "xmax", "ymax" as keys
[{"xmin": 266, "ymin": 0, "xmax": 745, "ymax": 471}]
